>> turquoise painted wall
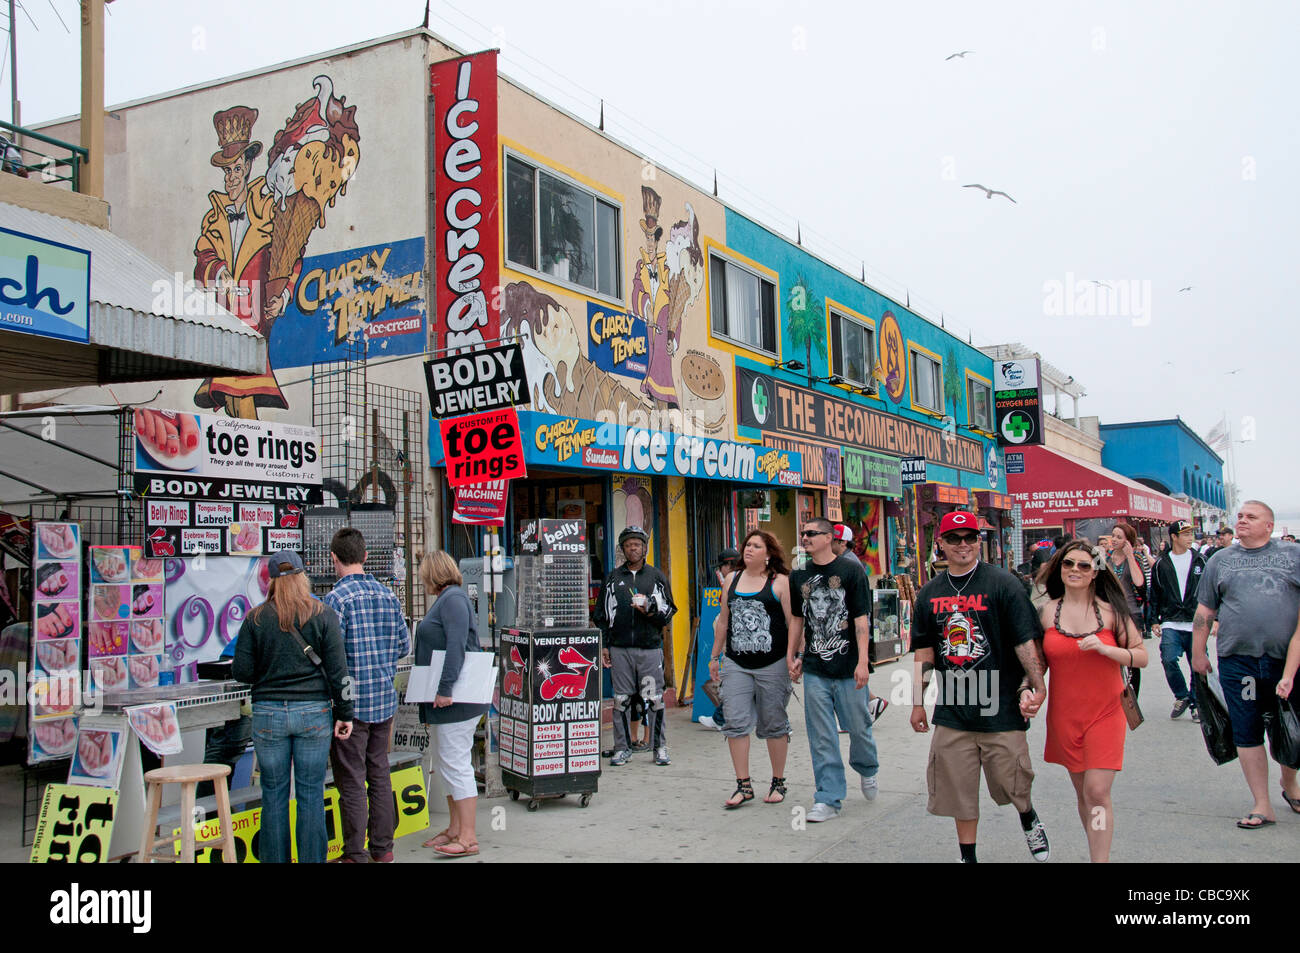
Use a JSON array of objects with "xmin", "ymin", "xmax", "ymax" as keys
[{"xmin": 722, "ymin": 210, "xmax": 1005, "ymax": 493}]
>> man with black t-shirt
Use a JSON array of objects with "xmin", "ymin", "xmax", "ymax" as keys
[
  {"xmin": 910, "ymin": 510, "xmax": 1050, "ymax": 863},
  {"xmin": 788, "ymin": 517, "xmax": 879, "ymax": 822}
]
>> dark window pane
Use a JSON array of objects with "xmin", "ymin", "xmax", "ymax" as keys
[
  {"xmin": 844, "ymin": 321, "xmax": 864, "ymax": 384},
  {"xmin": 505, "ymin": 156, "xmax": 535, "ymax": 269},
  {"xmin": 830, "ymin": 312, "xmax": 843, "ymax": 376},
  {"xmin": 539, "ymin": 172, "xmax": 595, "ymax": 291},
  {"xmin": 760, "ymin": 280, "xmax": 776, "ymax": 353},
  {"xmin": 710, "ymin": 257, "xmax": 727, "ymax": 336},
  {"xmin": 597, "ymin": 201, "xmax": 619, "ymax": 297}
]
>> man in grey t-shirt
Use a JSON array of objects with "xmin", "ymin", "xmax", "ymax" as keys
[{"xmin": 1193, "ymin": 500, "xmax": 1300, "ymax": 829}]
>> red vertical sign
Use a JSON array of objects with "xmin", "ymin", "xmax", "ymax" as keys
[{"xmin": 430, "ymin": 51, "xmax": 500, "ymax": 356}]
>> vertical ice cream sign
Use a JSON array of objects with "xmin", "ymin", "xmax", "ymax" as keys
[{"xmin": 430, "ymin": 51, "xmax": 500, "ymax": 355}]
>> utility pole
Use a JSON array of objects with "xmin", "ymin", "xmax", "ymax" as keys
[
  {"xmin": 80, "ymin": 0, "xmax": 106, "ymax": 197},
  {"xmin": 8, "ymin": 0, "xmax": 17, "ymax": 126}
]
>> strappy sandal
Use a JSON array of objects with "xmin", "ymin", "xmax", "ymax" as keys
[
  {"xmin": 765, "ymin": 776, "xmax": 787, "ymax": 804},
  {"xmin": 724, "ymin": 777, "xmax": 754, "ymax": 809},
  {"xmin": 1282, "ymin": 789, "xmax": 1300, "ymax": 815},
  {"xmin": 434, "ymin": 837, "xmax": 480, "ymax": 858},
  {"xmin": 422, "ymin": 828, "xmax": 454, "ymax": 849}
]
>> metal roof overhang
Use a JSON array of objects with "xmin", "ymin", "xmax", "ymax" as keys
[{"xmin": 0, "ymin": 201, "xmax": 265, "ymax": 395}]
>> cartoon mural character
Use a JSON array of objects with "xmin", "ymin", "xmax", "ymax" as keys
[
  {"xmin": 192, "ymin": 79, "xmax": 361, "ymax": 419},
  {"xmin": 632, "ymin": 187, "xmax": 678, "ymax": 409},
  {"xmin": 193, "ymin": 106, "xmax": 285, "ymax": 417}
]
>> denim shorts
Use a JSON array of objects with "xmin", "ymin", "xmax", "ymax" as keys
[{"xmin": 1217, "ymin": 654, "xmax": 1284, "ymax": 748}]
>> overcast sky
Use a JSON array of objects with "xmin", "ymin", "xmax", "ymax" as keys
[{"xmin": 9, "ymin": 0, "xmax": 1298, "ymax": 524}]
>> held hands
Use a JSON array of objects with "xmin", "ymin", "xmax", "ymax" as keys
[
  {"xmin": 334, "ymin": 720, "xmax": 352, "ymax": 740},
  {"xmin": 787, "ymin": 656, "xmax": 803, "ymax": 684},
  {"xmin": 1019, "ymin": 687, "xmax": 1045, "ymax": 719}
]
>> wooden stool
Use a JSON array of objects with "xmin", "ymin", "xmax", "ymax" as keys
[{"xmin": 137, "ymin": 764, "xmax": 238, "ymax": 863}]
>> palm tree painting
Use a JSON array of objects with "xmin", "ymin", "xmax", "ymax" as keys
[
  {"xmin": 943, "ymin": 347, "xmax": 964, "ymax": 420},
  {"xmin": 786, "ymin": 275, "xmax": 826, "ymax": 375}
]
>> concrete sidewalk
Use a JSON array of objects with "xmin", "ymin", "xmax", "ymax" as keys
[
  {"xmin": 3, "ymin": 652, "xmax": 1296, "ymax": 862},
  {"xmin": 402, "ymin": 654, "xmax": 1300, "ymax": 863}
]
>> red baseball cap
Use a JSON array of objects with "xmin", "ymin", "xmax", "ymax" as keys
[
  {"xmin": 938, "ymin": 511, "xmax": 979, "ymax": 537},
  {"xmin": 832, "ymin": 523, "xmax": 854, "ymax": 543}
]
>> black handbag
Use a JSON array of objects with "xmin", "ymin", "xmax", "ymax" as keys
[
  {"xmin": 1193, "ymin": 672, "xmax": 1237, "ymax": 765},
  {"xmin": 1267, "ymin": 696, "xmax": 1300, "ymax": 770}
]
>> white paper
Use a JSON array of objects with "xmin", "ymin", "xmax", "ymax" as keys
[
  {"xmin": 125, "ymin": 702, "xmax": 184, "ymax": 757},
  {"xmin": 404, "ymin": 651, "xmax": 498, "ymax": 704}
]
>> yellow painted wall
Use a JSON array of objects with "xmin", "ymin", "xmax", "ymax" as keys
[{"xmin": 665, "ymin": 475, "xmax": 691, "ymax": 689}]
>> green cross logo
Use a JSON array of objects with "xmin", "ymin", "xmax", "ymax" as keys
[
  {"xmin": 1002, "ymin": 412, "xmax": 1034, "ymax": 444},
  {"xmin": 751, "ymin": 379, "xmax": 770, "ymax": 424}
]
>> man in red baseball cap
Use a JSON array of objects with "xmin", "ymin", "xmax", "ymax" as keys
[{"xmin": 909, "ymin": 509, "xmax": 1050, "ymax": 863}]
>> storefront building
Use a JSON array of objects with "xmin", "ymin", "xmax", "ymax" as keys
[
  {"xmin": 26, "ymin": 28, "xmax": 1005, "ymax": 692},
  {"xmin": 1099, "ymin": 418, "xmax": 1227, "ymax": 536},
  {"xmin": 1007, "ymin": 444, "xmax": 1192, "ymax": 546}
]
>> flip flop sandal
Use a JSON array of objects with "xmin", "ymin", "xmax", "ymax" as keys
[
  {"xmin": 724, "ymin": 778, "xmax": 754, "ymax": 809},
  {"xmin": 1282, "ymin": 791, "xmax": 1300, "ymax": 815},
  {"xmin": 434, "ymin": 838, "xmax": 480, "ymax": 858},
  {"xmin": 764, "ymin": 776, "xmax": 787, "ymax": 804},
  {"xmin": 423, "ymin": 828, "xmax": 454, "ymax": 849},
  {"xmin": 1236, "ymin": 813, "xmax": 1276, "ymax": 829}
]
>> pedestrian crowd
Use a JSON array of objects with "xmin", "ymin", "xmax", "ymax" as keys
[{"xmin": 228, "ymin": 500, "xmax": 1299, "ymax": 864}]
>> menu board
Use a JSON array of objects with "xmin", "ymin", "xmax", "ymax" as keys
[
  {"xmin": 29, "ymin": 523, "xmax": 83, "ymax": 764},
  {"xmin": 87, "ymin": 546, "xmax": 165, "ymax": 691}
]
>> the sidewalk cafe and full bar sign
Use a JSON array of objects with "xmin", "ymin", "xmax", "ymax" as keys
[
  {"xmin": 0, "ymin": 227, "xmax": 91, "ymax": 344},
  {"xmin": 134, "ymin": 411, "xmax": 323, "ymax": 557},
  {"xmin": 431, "ymin": 411, "xmax": 803, "ymax": 487},
  {"xmin": 736, "ymin": 367, "xmax": 985, "ymax": 474}
]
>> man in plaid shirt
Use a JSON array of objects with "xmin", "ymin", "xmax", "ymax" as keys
[{"xmin": 325, "ymin": 528, "xmax": 411, "ymax": 863}]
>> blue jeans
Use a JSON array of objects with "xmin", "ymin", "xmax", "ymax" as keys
[
  {"xmin": 1160, "ymin": 627, "xmax": 1195, "ymax": 703},
  {"xmin": 803, "ymin": 673, "xmax": 879, "ymax": 808},
  {"xmin": 252, "ymin": 700, "xmax": 333, "ymax": 863}
]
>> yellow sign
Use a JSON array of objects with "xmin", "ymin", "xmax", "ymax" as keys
[
  {"xmin": 534, "ymin": 418, "xmax": 597, "ymax": 463},
  {"xmin": 173, "ymin": 765, "xmax": 429, "ymax": 863},
  {"xmin": 30, "ymin": 784, "xmax": 118, "ymax": 863},
  {"xmin": 879, "ymin": 312, "xmax": 907, "ymax": 403}
]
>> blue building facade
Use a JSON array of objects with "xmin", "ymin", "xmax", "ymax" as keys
[
  {"xmin": 1099, "ymin": 418, "xmax": 1227, "ymax": 533},
  {"xmin": 720, "ymin": 210, "xmax": 1012, "ymax": 582}
]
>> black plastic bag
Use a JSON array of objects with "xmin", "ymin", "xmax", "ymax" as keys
[
  {"xmin": 1268, "ymin": 696, "xmax": 1300, "ymax": 770},
  {"xmin": 1193, "ymin": 672, "xmax": 1237, "ymax": 766}
]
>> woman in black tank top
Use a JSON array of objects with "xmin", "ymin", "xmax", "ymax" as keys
[{"xmin": 710, "ymin": 530, "xmax": 796, "ymax": 808}]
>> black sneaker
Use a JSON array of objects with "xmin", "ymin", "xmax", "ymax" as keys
[
  {"xmin": 1171, "ymin": 698, "xmax": 1192, "ymax": 719},
  {"xmin": 1024, "ymin": 815, "xmax": 1050, "ymax": 862}
]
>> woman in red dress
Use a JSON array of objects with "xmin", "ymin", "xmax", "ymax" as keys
[{"xmin": 1026, "ymin": 540, "xmax": 1147, "ymax": 862}]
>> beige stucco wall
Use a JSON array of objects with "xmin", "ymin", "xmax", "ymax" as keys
[{"xmin": 1045, "ymin": 413, "xmax": 1103, "ymax": 465}]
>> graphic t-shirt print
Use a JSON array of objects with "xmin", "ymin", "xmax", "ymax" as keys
[
  {"xmin": 730, "ymin": 598, "xmax": 773, "ymax": 655},
  {"xmin": 933, "ymin": 595, "xmax": 991, "ymax": 670},
  {"xmin": 802, "ymin": 574, "xmax": 850, "ymax": 663}
]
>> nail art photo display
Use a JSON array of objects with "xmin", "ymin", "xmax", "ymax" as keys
[
  {"xmin": 29, "ymin": 522, "xmax": 83, "ymax": 764},
  {"xmin": 128, "ymin": 546, "xmax": 166, "ymax": 688}
]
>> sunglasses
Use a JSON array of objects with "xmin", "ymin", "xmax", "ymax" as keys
[
  {"xmin": 942, "ymin": 533, "xmax": 980, "ymax": 544},
  {"xmin": 1061, "ymin": 558, "xmax": 1095, "ymax": 571},
  {"xmin": 801, "ymin": 530, "xmax": 829, "ymax": 538}
]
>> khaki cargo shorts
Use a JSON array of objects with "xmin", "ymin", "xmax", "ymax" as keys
[{"xmin": 926, "ymin": 725, "xmax": 1035, "ymax": 819}]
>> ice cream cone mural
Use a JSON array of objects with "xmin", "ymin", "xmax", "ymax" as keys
[{"xmin": 192, "ymin": 76, "xmax": 361, "ymax": 419}]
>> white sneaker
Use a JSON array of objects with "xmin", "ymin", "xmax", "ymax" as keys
[
  {"xmin": 698, "ymin": 715, "xmax": 721, "ymax": 731},
  {"xmin": 860, "ymin": 776, "xmax": 878, "ymax": 801},
  {"xmin": 807, "ymin": 802, "xmax": 840, "ymax": 823}
]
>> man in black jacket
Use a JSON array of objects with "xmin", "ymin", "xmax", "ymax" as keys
[
  {"xmin": 1149, "ymin": 519, "xmax": 1206, "ymax": 721},
  {"xmin": 594, "ymin": 526, "xmax": 676, "ymax": 766}
]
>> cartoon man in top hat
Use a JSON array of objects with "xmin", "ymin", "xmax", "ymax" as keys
[
  {"xmin": 193, "ymin": 106, "xmax": 292, "ymax": 418},
  {"xmin": 632, "ymin": 186, "xmax": 678, "ymax": 409}
]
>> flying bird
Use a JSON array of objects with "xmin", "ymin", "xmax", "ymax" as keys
[
  {"xmin": 1178, "ymin": 286, "xmax": 1193, "ymax": 292},
  {"xmin": 946, "ymin": 50, "xmax": 974, "ymax": 60},
  {"xmin": 1224, "ymin": 368, "xmax": 1242, "ymax": 375},
  {"xmin": 963, "ymin": 184, "xmax": 1016, "ymax": 203},
  {"xmin": 1083, "ymin": 280, "xmax": 1113, "ymax": 289}
]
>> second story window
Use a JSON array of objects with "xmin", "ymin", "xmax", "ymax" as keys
[
  {"xmin": 911, "ymin": 349, "xmax": 943, "ymax": 413},
  {"xmin": 505, "ymin": 153, "xmax": 620, "ymax": 299},
  {"xmin": 709, "ymin": 255, "xmax": 777, "ymax": 355},
  {"xmin": 830, "ymin": 310, "xmax": 875, "ymax": 387},
  {"xmin": 967, "ymin": 377, "xmax": 993, "ymax": 430}
]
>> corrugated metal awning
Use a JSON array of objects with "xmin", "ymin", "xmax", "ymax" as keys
[{"xmin": 0, "ymin": 201, "xmax": 265, "ymax": 394}]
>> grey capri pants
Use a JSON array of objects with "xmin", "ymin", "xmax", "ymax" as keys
[{"xmin": 719, "ymin": 656, "xmax": 792, "ymax": 739}]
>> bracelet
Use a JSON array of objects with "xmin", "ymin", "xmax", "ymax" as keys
[{"xmin": 1128, "ymin": 649, "xmax": 1134, "ymax": 666}]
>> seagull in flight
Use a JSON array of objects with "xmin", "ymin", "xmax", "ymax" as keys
[
  {"xmin": 963, "ymin": 184, "xmax": 1016, "ymax": 203},
  {"xmin": 1224, "ymin": 368, "xmax": 1242, "ymax": 375},
  {"xmin": 946, "ymin": 50, "xmax": 974, "ymax": 60},
  {"xmin": 1178, "ymin": 286, "xmax": 1193, "ymax": 292},
  {"xmin": 1084, "ymin": 279, "xmax": 1113, "ymax": 289}
]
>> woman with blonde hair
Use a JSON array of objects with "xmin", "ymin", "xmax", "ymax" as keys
[
  {"xmin": 232, "ymin": 551, "xmax": 352, "ymax": 863},
  {"xmin": 417, "ymin": 549, "xmax": 488, "ymax": 858}
]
